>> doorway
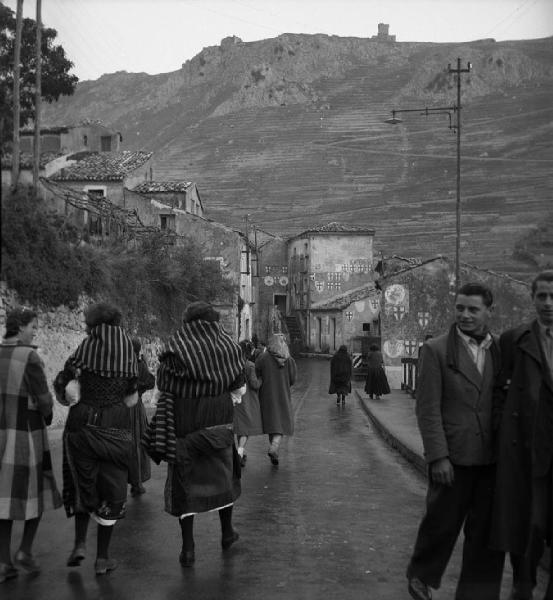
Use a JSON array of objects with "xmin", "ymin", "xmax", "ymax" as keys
[{"xmin": 274, "ymin": 294, "xmax": 287, "ymax": 315}]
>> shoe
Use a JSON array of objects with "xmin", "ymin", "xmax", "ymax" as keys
[
  {"xmin": 179, "ymin": 550, "xmax": 195, "ymax": 567},
  {"xmin": 66, "ymin": 544, "xmax": 86, "ymax": 567},
  {"xmin": 0, "ymin": 563, "xmax": 18, "ymax": 583},
  {"xmin": 268, "ymin": 449, "xmax": 279, "ymax": 466},
  {"xmin": 14, "ymin": 550, "xmax": 40, "ymax": 574},
  {"xmin": 375, "ymin": 395, "xmax": 381, "ymax": 400},
  {"xmin": 130, "ymin": 485, "xmax": 146, "ymax": 497},
  {"xmin": 240, "ymin": 453, "xmax": 247, "ymax": 468},
  {"xmin": 221, "ymin": 531, "xmax": 239, "ymax": 550},
  {"xmin": 408, "ymin": 577, "xmax": 432, "ymax": 600},
  {"xmin": 94, "ymin": 558, "xmax": 118, "ymax": 576}
]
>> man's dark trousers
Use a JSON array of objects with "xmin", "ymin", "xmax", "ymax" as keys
[{"xmin": 407, "ymin": 463, "xmax": 505, "ymax": 600}]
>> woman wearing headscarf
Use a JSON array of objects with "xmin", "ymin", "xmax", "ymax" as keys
[
  {"xmin": 54, "ymin": 302, "xmax": 138, "ymax": 576},
  {"xmin": 328, "ymin": 345, "xmax": 352, "ymax": 406},
  {"xmin": 256, "ymin": 333, "xmax": 297, "ymax": 466},
  {"xmin": 234, "ymin": 340, "xmax": 263, "ymax": 467},
  {"xmin": 128, "ymin": 338, "xmax": 155, "ymax": 497},
  {"xmin": 144, "ymin": 301, "xmax": 245, "ymax": 568},
  {"xmin": 364, "ymin": 343, "xmax": 390, "ymax": 400},
  {"xmin": 0, "ymin": 308, "xmax": 61, "ymax": 582}
]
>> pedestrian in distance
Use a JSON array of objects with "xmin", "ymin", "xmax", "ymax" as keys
[
  {"xmin": 54, "ymin": 302, "xmax": 139, "ymax": 576},
  {"xmin": 256, "ymin": 333, "xmax": 297, "ymax": 466},
  {"xmin": 234, "ymin": 340, "xmax": 263, "ymax": 468},
  {"xmin": 490, "ymin": 269, "xmax": 553, "ymax": 600},
  {"xmin": 0, "ymin": 308, "xmax": 62, "ymax": 583},
  {"xmin": 406, "ymin": 282, "xmax": 505, "ymax": 600},
  {"xmin": 329, "ymin": 344, "xmax": 352, "ymax": 406},
  {"xmin": 364, "ymin": 343, "xmax": 390, "ymax": 400},
  {"xmin": 128, "ymin": 338, "xmax": 155, "ymax": 497},
  {"xmin": 143, "ymin": 301, "xmax": 244, "ymax": 568}
]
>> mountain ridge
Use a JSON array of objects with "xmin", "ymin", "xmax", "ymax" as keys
[{"xmin": 42, "ymin": 33, "xmax": 553, "ymax": 276}]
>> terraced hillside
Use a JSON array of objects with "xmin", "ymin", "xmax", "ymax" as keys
[{"xmin": 42, "ymin": 34, "xmax": 553, "ymax": 276}]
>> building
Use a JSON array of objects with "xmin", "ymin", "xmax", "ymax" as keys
[
  {"xmin": 286, "ymin": 222, "xmax": 377, "ymax": 353},
  {"xmin": 371, "ymin": 23, "xmax": 396, "ymax": 42},
  {"xmin": 131, "ymin": 181, "xmax": 204, "ymax": 221}
]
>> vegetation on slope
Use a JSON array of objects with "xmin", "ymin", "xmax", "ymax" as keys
[{"xmin": 1, "ymin": 190, "xmax": 235, "ymax": 335}]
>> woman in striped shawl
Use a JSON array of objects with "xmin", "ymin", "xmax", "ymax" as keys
[
  {"xmin": 0, "ymin": 308, "xmax": 61, "ymax": 583},
  {"xmin": 148, "ymin": 301, "xmax": 245, "ymax": 568},
  {"xmin": 54, "ymin": 302, "xmax": 138, "ymax": 576}
]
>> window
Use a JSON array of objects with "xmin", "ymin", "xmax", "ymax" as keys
[
  {"xmin": 83, "ymin": 135, "xmax": 88, "ymax": 146},
  {"xmin": 160, "ymin": 214, "xmax": 176, "ymax": 231},
  {"xmin": 84, "ymin": 187, "xmax": 106, "ymax": 199},
  {"xmin": 101, "ymin": 136, "xmax": 112, "ymax": 152}
]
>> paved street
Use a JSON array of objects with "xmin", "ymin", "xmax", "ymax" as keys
[{"xmin": 3, "ymin": 358, "xmax": 540, "ymax": 599}]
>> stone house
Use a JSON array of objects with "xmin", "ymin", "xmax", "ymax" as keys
[
  {"xmin": 130, "ymin": 180, "xmax": 204, "ymax": 222},
  {"xmin": 377, "ymin": 256, "xmax": 534, "ymax": 388},
  {"xmin": 287, "ymin": 222, "xmax": 377, "ymax": 353}
]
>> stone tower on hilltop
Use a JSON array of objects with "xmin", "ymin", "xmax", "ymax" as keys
[{"xmin": 372, "ymin": 23, "xmax": 396, "ymax": 42}]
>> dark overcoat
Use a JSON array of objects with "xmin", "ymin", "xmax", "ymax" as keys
[
  {"xmin": 328, "ymin": 349, "xmax": 352, "ymax": 395},
  {"xmin": 255, "ymin": 351, "xmax": 296, "ymax": 435},
  {"xmin": 490, "ymin": 321, "xmax": 553, "ymax": 554}
]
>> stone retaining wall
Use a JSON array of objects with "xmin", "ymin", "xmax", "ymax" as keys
[{"xmin": 0, "ymin": 283, "xmax": 160, "ymax": 428}]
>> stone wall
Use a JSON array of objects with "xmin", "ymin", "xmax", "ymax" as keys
[{"xmin": 0, "ymin": 283, "xmax": 161, "ymax": 429}]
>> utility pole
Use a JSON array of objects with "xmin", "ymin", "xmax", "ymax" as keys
[
  {"xmin": 33, "ymin": 0, "xmax": 42, "ymax": 193},
  {"xmin": 11, "ymin": 0, "xmax": 24, "ymax": 192},
  {"xmin": 448, "ymin": 58, "xmax": 471, "ymax": 291}
]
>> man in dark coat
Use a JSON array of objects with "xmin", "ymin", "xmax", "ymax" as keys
[
  {"xmin": 491, "ymin": 270, "xmax": 553, "ymax": 600},
  {"xmin": 406, "ymin": 283, "xmax": 505, "ymax": 600}
]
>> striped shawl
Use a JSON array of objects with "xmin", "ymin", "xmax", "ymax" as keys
[
  {"xmin": 67, "ymin": 324, "xmax": 138, "ymax": 378},
  {"xmin": 157, "ymin": 320, "xmax": 244, "ymax": 400}
]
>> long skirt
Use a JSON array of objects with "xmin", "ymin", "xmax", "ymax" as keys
[
  {"xmin": 165, "ymin": 424, "xmax": 241, "ymax": 517},
  {"xmin": 234, "ymin": 390, "xmax": 262, "ymax": 437},
  {"xmin": 128, "ymin": 398, "xmax": 151, "ymax": 487},
  {"xmin": 364, "ymin": 366, "xmax": 391, "ymax": 396}
]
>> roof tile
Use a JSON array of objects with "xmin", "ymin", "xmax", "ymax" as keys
[{"xmin": 50, "ymin": 150, "xmax": 153, "ymax": 181}]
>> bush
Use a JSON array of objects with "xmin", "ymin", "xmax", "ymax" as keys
[
  {"xmin": 1, "ymin": 189, "xmax": 237, "ymax": 335},
  {"xmin": 1, "ymin": 190, "xmax": 101, "ymax": 307}
]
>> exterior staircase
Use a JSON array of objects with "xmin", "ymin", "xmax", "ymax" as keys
[{"xmin": 285, "ymin": 313, "xmax": 305, "ymax": 356}]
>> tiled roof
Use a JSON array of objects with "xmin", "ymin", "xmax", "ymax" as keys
[
  {"xmin": 290, "ymin": 222, "xmax": 375, "ymax": 238},
  {"xmin": 311, "ymin": 282, "xmax": 380, "ymax": 311},
  {"xmin": 50, "ymin": 151, "xmax": 153, "ymax": 181},
  {"xmin": 132, "ymin": 181, "xmax": 192, "ymax": 193},
  {"xmin": 0, "ymin": 151, "xmax": 65, "ymax": 169}
]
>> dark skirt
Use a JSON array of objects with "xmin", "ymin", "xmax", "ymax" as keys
[
  {"xmin": 128, "ymin": 398, "xmax": 151, "ymax": 487},
  {"xmin": 234, "ymin": 390, "xmax": 263, "ymax": 437},
  {"xmin": 364, "ymin": 367, "xmax": 391, "ymax": 396},
  {"xmin": 165, "ymin": 425, "xmax": 241, "ymax": 516}
]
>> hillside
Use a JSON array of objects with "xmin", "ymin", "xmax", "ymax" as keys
[{"xmin": 42, "ymin": 33, "xmax": 553, "ymax": 276}]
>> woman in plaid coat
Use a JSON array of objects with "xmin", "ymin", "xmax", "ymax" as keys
[{"xmin": 0, "ymin": 308, "xmax": 61, "ymax": 583}]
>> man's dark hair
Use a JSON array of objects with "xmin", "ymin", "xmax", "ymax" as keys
[
  {"xmin": 85, "ymin": 302, "xmax": 122, "ymax": 328},
  {"xmin": 531, "ymin": 270, "xmax": 553, "ymax": 296},
  {"xmin": 456, "ymin": 283, "xmax": 494, "ymax": 307}
]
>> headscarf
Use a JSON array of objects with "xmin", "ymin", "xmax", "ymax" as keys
[{"xmin": 266, "ymin": 333, "xmax": 290, "ymax": 367}]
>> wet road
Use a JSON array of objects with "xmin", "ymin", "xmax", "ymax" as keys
[{"xmin": 3, "ymin": 358, "xmax": 535, "ymax": 599}]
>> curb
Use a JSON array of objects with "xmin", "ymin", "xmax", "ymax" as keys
[{"xmin": 355, "ymin": 390, "xmax": 427, "ymax": 477}]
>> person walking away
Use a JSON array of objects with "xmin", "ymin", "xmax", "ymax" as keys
[
  {"xmin": 256, "ymin": 333, "xmax": 297, "ymax": 466},
  {"xmin": 364, "ymin": 344, "xmax": 390, "ymax": 400},
  {"xmin": 491, "ymin": 269, "xmax": 553, "ymax": 600},
  {"xmin": 234, "ymin": 340, "xmax": 263, "ymax": 467},
  {"xmin": 406, "ymin": 283, "xmax": 505, "ymax": 600},
  {"xmin": 128, "ymin": 338, "xmax": 155, "ymax": 497},
  {"xmin": 0, "ymin": 308, "xmax": 61, "ymax": 582},
  {"xmin": 143, "ymin": 302, "xmax": 244, "ymax": 568},
  {"xmin": 329, "ymin": 345, "xmax": 352, "ymax": 405},
  {"xmin": 54, "ymin": 302, "xmax": 138, "ymax": 576}
]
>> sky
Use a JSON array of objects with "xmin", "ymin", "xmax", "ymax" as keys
[{"xmin": 4, "ymin": 0, "xmax": 553, "ymax": 81}]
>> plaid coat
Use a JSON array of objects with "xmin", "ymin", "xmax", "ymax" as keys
[{"xmin": 0, "ymin": 342, "xmax": 61, "ymax": 519}]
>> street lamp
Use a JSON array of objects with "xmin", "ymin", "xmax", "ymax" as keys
[{"xmin": 385, "ymin": 58, "xmax": 471, "ymax": 291}]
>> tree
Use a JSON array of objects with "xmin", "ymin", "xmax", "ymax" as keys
[{"xmin": 0, "ymin": 3, "xmax": 78, "ymax": 147}]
